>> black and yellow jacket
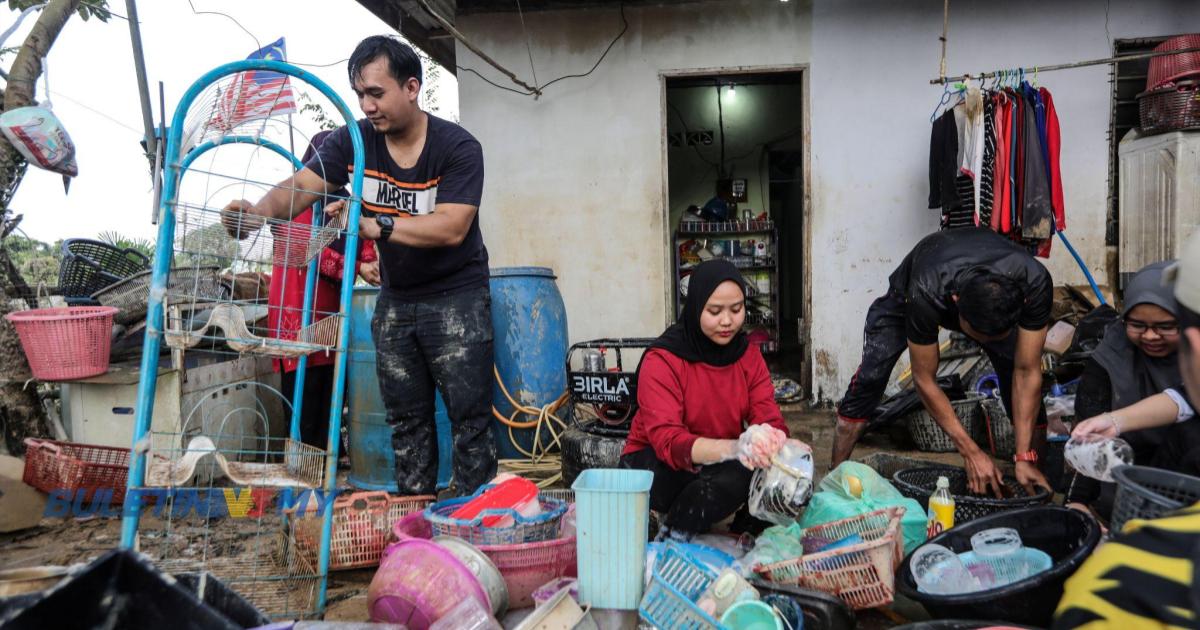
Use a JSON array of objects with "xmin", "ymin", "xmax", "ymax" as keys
[{"xmin": 1055, "ymin": 503, "xmax": 1200, "ymax": 629}]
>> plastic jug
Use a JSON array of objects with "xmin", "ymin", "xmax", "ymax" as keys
[{"xmin": 1064, "ymin": 435, "xmax": 1134, "ymax": 482}]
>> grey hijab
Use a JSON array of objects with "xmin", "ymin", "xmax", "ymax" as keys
[{"xmin": 1092, "ymin": 260, "xmax": 1181, "ymax": 409}]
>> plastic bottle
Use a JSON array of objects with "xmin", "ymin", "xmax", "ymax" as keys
[{"xmin": 926, "ymin": 476, "xmax": 955, "ymax": 537}]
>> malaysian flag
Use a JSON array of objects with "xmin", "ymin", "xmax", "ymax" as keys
[{"xmin": 210, "ymin": 38, "xmax": 297, "ymax": 132}]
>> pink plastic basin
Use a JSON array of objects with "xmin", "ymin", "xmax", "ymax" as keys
[
  {"xmin": 393, "ymin": 511, "xmax": 577, "ymax": 608},
  {"xmin": 368, "ymin": 538, "xmax": 490, "ymax": 629}
]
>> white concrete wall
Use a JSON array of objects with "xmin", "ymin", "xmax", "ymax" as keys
[
  {"xmin": 806, "ymin": 0, "xmax": 1200, "ymax": 400},
  {"xmin": 455, "ymin": 0, "xmax": 812, "ymax": 348},
  {"xmin": 456, "ymin": 0, "xmax": 1200, "ymax": 403}
]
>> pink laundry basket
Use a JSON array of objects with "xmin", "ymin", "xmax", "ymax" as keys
[{"xmin": 5, "ymin": 306, "xmax": 117, "ymax": 380}]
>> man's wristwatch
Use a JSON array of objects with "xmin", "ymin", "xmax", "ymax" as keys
[
  {"xmin": 1014, "ymin": 450, "xmax": 1038, "ymax": 463},
  {"xmin": 375, "ymin": 215, "xmax": 395, "ymax": 242}
]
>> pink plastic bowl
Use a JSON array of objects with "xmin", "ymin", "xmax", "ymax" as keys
[
  {"xmin": 393, "ymin": 510, "xmax": 577, "ymax": 608},
  {"xmin": 368, "ymin": 538, "xmax": 489, "ymax": 629}
]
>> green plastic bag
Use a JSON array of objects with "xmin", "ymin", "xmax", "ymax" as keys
[{"xmin": 796, "ymin": 461, "xmax": 927, "ymax": 554}]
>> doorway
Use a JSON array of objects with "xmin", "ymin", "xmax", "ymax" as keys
[{"xmin": 662, "ymin": 70, "xmax": 808, "ymax": 390}]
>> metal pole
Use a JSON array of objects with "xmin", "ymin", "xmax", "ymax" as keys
[
  {"xmin": 931, "ymin": 46, "xmax": 1200, "ymax": 85},
  {"xmin": 124, "ymin": 0, "xmax": 156, "ymax": 165}
]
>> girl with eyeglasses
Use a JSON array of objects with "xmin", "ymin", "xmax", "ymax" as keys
[{"xmin": 1067, "ymin": 261, "xmax": 1182, "ymax": 521}]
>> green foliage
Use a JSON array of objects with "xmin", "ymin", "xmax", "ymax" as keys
[
  {"xmin": 176, "ymin": 222, "xmax": 237, "ymax": 270},
  {"xmin": 3, "ymin": 233, "xmax": 60, "ymax": 287},
  {"xmin": 6, "ymin": 0, "xmax": 110, "ymax": 22},
  {"xmin": 297, "ymin": 93, "xmax": 340, "ymax": 132},
  {"xmin": 97, "ymin": 231, "xmax": 155, "ymax": 259}
]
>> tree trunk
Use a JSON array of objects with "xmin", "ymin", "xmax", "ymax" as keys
[{"xmin": 0, "ymin": 0, "xmax": 84, "ymax": 454}]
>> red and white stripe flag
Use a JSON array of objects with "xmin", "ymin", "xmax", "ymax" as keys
[{"xmin": 211, "ymin": 38, "xmax": 296, "ymax": 132}]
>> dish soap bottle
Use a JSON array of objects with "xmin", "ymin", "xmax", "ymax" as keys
[{"xmin": 926, "ymin": 475, "xmax": 955, "ymax": 537}]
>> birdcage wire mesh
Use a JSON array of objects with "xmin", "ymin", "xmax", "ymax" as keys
[
  {"xmin": 138, "ymin": 382, "xmax": 326, "ymax": 619},
  {"xmin": 128, "ymin": 60, "xmax": 365, "ymax": 620}
]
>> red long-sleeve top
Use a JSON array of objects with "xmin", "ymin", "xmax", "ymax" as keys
[
  {"xmin": 622, "ymin": 346, "xmax": 789, "ymax": 471},
  {"xmin": 267, "ymin": 207, "xmax": 378, "ymax": 373}
]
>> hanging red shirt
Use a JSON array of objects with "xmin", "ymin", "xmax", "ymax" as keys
[
  {"xmin": 267, "ymin": 207, "xmax": 377, "ymax": 373},
  {"xmin": 623, "ymin": 346, "xmax": 788, "ymax": 471}
]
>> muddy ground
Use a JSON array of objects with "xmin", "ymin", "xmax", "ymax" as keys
[{"xmin": 0, "ymin": 405, "xmax": 989, "ymax": 627}]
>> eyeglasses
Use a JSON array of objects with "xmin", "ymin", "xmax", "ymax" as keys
[{"xmin": 1125, "ymin": 319, "xmax": 1180, "ymax": 336}]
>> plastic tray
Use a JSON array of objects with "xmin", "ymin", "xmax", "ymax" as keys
[{"xmin": 639, "ymin": 543, "xmax": 723, "ymax": 630}]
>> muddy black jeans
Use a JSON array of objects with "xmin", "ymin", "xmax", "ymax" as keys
[
  {"xmin": 372, "ymin": 285, "xmax": 497, "ymax": 496},
  {"xmin": 619, "ymin": 447, "xmax": 754, "ymax": 535},
  {"xmin": 837, "ymin": 290, "xmax": 1042, "ymax": 429},
  {"xmin": 281, "ymin": 364, "xmax": 335, "ymax": 450}
]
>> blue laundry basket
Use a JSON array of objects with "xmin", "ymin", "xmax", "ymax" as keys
[{"xmin": 572, "ymin": 468, "xmax": 653, "ymax": 609}]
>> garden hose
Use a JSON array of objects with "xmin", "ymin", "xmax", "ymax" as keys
[{"xmin": 491, "ymin": 365, "xmax": 570, "ymax": 464}]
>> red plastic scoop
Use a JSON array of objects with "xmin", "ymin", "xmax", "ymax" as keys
[{"xmin": 450, "ymin": 477, "xmax": 540, "ymax": 527}]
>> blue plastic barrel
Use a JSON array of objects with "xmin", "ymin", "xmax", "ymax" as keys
[
  {"xmin": 489, "ymin": 267, "xmax": 569, "ymax": 460},
  {"xmin": 346, "ymin": 286, "xmax": 451, "ymax": 491}
]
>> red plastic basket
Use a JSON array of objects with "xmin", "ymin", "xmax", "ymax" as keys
[
  {"xmin": 22, "ymin": 438, "xmax": 130, "ymax": 504},
  {"xmin": 291, "ymin": 492, "xmax": 434, "ymax": 570},
  {"xmin": 5, "ymin": 306, "xmax": 118, "ymax": 380},
  {"xmin": 393, "ymin": 509, "xmax": 578, "ymax": 608},
  {"xmin": 1147, "ymin": 34, "xmax": 1200, "ymax": 90}
]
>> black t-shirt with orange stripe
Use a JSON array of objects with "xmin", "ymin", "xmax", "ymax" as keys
[{"xmin": 306, "ymin": 114, "xmax": 488, "ymax": 298}]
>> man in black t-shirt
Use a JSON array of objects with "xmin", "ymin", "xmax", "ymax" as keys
[
  {"xmin": 831, "ymin": 228, "xmax": 1053, "ymax": 497},
  {"xmin": 221, "ymin": 36, "xmax": 495, "ymax": 496}
]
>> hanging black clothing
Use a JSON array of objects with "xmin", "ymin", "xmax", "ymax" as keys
[{"xmin": 929, "ymin": 108, "xmax": 964, "ymax": 212}]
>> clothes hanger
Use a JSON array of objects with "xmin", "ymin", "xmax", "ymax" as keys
[{"xmin": 930, "ymin": 83, "xmax": 954, "ymax": 123}]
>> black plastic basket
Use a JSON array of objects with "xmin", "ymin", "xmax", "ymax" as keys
[
  {"xmin": 565, "ymin": 337, "xmax": 655, "ymax": 436},
  {"xmin": 1110, "ymin": 465, "xmax": 1200, "ymax": 533},
  {"xmin": 892, "ymin": 466, "xmax": 1051, "ymax": 524},
  {"xmin": 58, "ymin": 239, "xmax": 150, "ymax": 301},
  {"xmin": 749, "ymin": 580, "xmax": 855, "ymax": 630},
  {"xmin": 896, "ymin": 506, "xmax": 1101, "ymax": 627},
  {"xmin": 856, "ymin": 452, "xmax": 948, "ymax": 481},
  {"xmin": 1, "ymin": 549, "xmax": 255, "ymax": 630},
  {"xmin": 905, "ymin": 394, "xmax": 986, "ymax": 453}
]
